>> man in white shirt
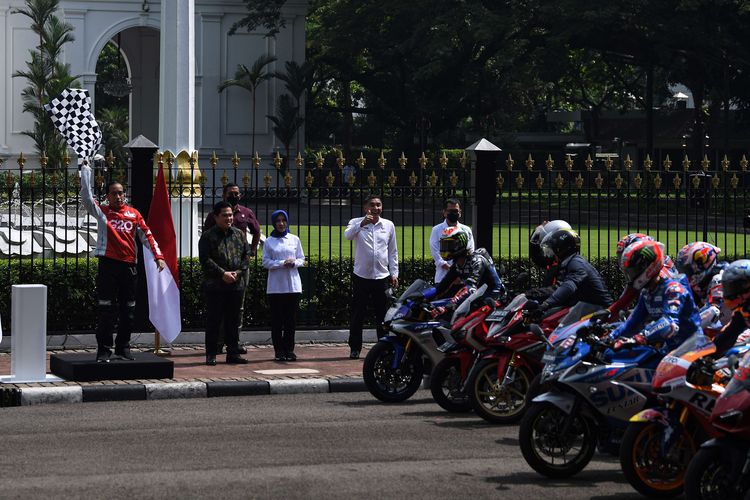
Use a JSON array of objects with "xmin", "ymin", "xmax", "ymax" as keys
[
  {"xmin": 344, "ymin": 195, "xmax": 399, "ymax": 359},
  {"xmin": 430, "ymin": 198, "xmax": 475, "ymax": 284}
]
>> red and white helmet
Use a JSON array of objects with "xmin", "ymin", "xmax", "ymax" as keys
[
  {"xmin": 675, "ymin": 242, "xmax": 721, "ymax": 295},
  {"xmin": 616, "ymin": 233, "xmax": 654, "ymax": 270},
  {"xmin": 621, "ymin": 240, "xmax": 665, "ymax": 291}
]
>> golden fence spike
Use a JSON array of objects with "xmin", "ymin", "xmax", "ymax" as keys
[
  {"xmin": 459, "ymin": 151, "xmax": 467, "ymax": 169},
  {"xmin": 17, "ymin": 152, "xmax": 26, "ymax": 168},
  {"xmin": 378, "ymin": 150, "xmax": 387, "ymax": 169},
  {"xmin": 40, "ymin": 153, "xmax": 48, "ymax": 169},
  {"xmin": 284, "ymin": 171, "xmax": 293, "ymax": 187},
  {"xmin": 682, "ymin": 154, "xmax": 691, "ymax": 171},
  {"xmin": 653, "ymin": 173, "xmax": 663, "ymax": 190},
  {"xmin": 514, "ymin": 172, "xmax": 523, "ymax": 189},
  {"xmin": 316, "ymin": 153, "xmax": 324, "ymax": 169},
  {"xmin": 305, "ymin": 170, "xmax": 314, "ymax": 187},
  {"xmin": 536, "ymin": 173, "xmax": 544, "ymax": 189},
  {"xmin": 356, "ymin": 152, "xmax": 366, "ymax": 169},
  {"xmin": 367, "ymin": 170, "xmax": 377, "ymax": 187},
  {"xmin": 296, "ymin": 152, "xmax": 304, "ymax": 169},
  {"xmin": 633, "ymin": 173, "xmax": 643, "ymax": 189},
  {"xmin": 525, "ymin": 153, "xmax": 535, "ymax": 171},
  {"xmin": 418, "ymin": 152, "xmax": 428, "ymax": 169},
  {"xmin": 663, "ymin": 155, "xmax": 672, "ymax": 171},
  {"xmin": 427, "ymin": 170, "xmax": 438, "ymax": 187},
  {"xmin": 565, "ymin": 154, "xmax": 574, "ymax": 171},
  {"xmin": 673, "ymin": 173, "xmax": 682, "ymax": 190},
  {"xmin": 584, "ymin": 154, "xmax": 593, "ymax": 171},
  {"xmin": 614, "ymin": 173, "xmax": 624, "ymax": 189},
  {"xmin": 63, "ymin": 151, "xmax": 70, "ymax": 167},
  {"xmin": 604, "ymin": 156, "xmax": 613, "ymax": 171},
  {"xmin": 545, "ymin": 154, "xmax": 554, "ymax": 171},
  {"xmin": 409, "ymin": 171, "xmax": 418, "ymax": 186},
  {"xmin": 231, "ymin": 152, "xmax": 240, "ymax": 169},
  {"xmin": 336, "ymin": 150, "xmax": 345, "ymax": 169},
  {"xmin": 554, "ymin": 173, "xmax": 565, "ymax": 189},
  {"xmin": 242, "ymin": 172, "xmax": 251, "ymax": 187},
  {"xmin": 349, "ymin": 173, "xmax": 357, "ymax": 187},
  {"xmin": 388, "ymin": 171, "xmax": 398, "ymax": 186},
  {"xmin": 741, "ymin": 155, "xmax": 748, "ymax": 171},
  {"xmin": 274, "ymin": 151, "xmax": 283, "ymax": 170},
  {"xmin": 253, "ymin": 151, "xmax": 261, "ymax": 169},
  {"xmin": 399, "ymin": 152, "xmax": 408, "ymax": 169},
  {"xmin": 701, "ymin": 154, "xmax": 710, "ymax": 170},
  {"xmin": 325, "ymin": 170, "xmax": 335, "ymax": 187},
  {"xmin": 624, "ymin": 154, "xmax": 633, "ymax": 171},
  {"xmin": 712, "ymin": 174, "xmax": 720, "ymax": 189},
  {"xmin": 594, "ymin": 173, "xmax": 604, "ymax": 189},
  {"xmin": 439, "ymin": 151, "xmax": 448, "ymax": 169},
  {"xmin": 496, "ymin": 173, "xmax": 505, "ymax": 190},
  {"xmin": 449, "ymin": 171, "xmax": 458, "ymax": 187},
  {"xmin": 505, "ymin": 153, "xmax": 514, "ymax": 171},
  {"xmin": 731, "ymin": 173, "xmax": 740, "ymax": 189},
  {"xmin": 210, "ymin": 151, "xmax": 218, "ymax": 169},
  {"xmin": 721, "ymin": 155, "xmax": 730, "ymax": 171},
  {"xmin": 264, "ymin": 171, "xmax": 273, "ymax": 187},
  {"xmin": 691, "ymin": 174, "xmax": 701, "ymax": 189},
  {"xmin": 574, "ymin": 173, "xmax": 584, "ymax": 189},
  {"xmin": 644, "ymin": 154, "xmax": 653, "ymax": 171}
]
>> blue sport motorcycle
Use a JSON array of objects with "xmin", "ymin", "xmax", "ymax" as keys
[
  {"xmin": 362, "ymin": 279, "xmax": 452, "ymax": 402},
  {"xmin": 519, "ymin": 318, "xmax": 663, "ymax": 478}
]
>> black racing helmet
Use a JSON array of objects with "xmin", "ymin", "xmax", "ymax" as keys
[
  {"xmin": 529, "ymin": 220, "xmax": 572, "ymax": 268},
  {"xmin": 540, "ymin": 228, "xmax": 581, "ymax": 261}
]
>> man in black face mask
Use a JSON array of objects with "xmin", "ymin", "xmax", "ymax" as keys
[
  {"xmin": 429, "ymin": 198, "xmax": 475, "ymax": 284},
  {"xmin": 203, "ymin": 183, "xmax": 261, "ymax": 353}
]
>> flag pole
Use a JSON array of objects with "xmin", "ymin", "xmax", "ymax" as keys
[{"xmin": 153, "ymin": 329, "xmax": 171, "ymax": 356}]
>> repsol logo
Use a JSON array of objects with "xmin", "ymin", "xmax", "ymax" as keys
[
  {"xmin": 111, "ymin": 219, "xmax": 134, "ymax": 232},
  {"xmin": 688, "ymin": 392, "xmax": 716, "ymax": 413}
]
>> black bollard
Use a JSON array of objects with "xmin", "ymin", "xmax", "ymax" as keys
[
  {"xmin": 125, "ymin": 135, "xmax": 159, "ymax": 332},
  {"xmin": 467, "ymin": 139, "xmax": 501, "ymax": 256}
]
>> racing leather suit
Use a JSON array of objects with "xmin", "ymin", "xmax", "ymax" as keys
[
  {"xmin": 540, "ymin": 254, "xmax": 613, "ymax": 309},
  {"xmin": 436, "ymin": 248, "xmax": 504, "ymax": 304},
  {"xmin": 609, "ymin": 277, "xmax": 702, "ymax": 351}
]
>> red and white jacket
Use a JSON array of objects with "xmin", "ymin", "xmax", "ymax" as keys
[{"xmin": 80, "ymin": 164, "xmax": 163, "ymax": 264}]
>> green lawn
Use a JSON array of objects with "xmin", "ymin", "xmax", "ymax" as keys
[{"xmin": 280, "ymin": 224, "xmax": 750, "ymax": 260}]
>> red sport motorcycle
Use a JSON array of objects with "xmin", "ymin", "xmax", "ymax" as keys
[
  {"xmin": 431, "ymin": 292, "xmax": 568, "ymax": 423},
  {"xmin": 684, "ymin": 349, "xmax": 750, "ymax": 499}
]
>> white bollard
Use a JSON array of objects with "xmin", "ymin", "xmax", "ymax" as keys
[{"xmin": 0, "ymin": 284, "xmax": 61, "ymax": 383}]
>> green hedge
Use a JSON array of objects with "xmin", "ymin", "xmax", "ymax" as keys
[{"xmin": 0, "ymin": 256, "xmax": 638, "ymax": 334}]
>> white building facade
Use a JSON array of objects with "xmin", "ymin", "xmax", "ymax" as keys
[{"xmin": 0, "ymin": 0, "xmax": 307, "ymax": 162}]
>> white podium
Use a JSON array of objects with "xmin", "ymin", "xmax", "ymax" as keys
[{"xmin": 0, "ymin": 284, "xmax": 61, "ymax": 383}]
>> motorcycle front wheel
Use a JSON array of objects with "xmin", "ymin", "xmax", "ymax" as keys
[
  {"xmin": 684, "ymin": 446, "xmax": 737, "ymax": 500},
  {"xmin": 469, "ymin": 358, "xmax": 532, "ymax": 424},
  {"xmin": 518, "ymin": 401, "xmax": 596, "ymax": 478},
  {"xmin": 620, "ymin": 421, "xmax": 696, "ymax": 498},
  {"xmin": 362, "ymin": 341, "xmax": 424, "ymax": 402},
  {"xmin": 430, "ymin": 357, "xmax": 472, "ymax": 413}
]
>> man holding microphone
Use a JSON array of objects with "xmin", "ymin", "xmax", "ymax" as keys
[{"xmin": 344, "ymin": 195, "xmax": 399, "ymax": 359}]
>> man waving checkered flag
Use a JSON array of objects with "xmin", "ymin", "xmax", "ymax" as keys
[{"xmin": 44, "ymin": 88, "xmax": 103, "ymax": 166}]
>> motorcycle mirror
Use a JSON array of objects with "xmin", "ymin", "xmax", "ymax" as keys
[
  {"xmin": 728, "ymin": 354, "xmax": 738, "ymax": 377},
  {"xmin": 529, "ymin": 323, "xmax": 544, "ymax": 338}
]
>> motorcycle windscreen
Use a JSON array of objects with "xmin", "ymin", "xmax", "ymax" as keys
[
  {"xmin": 557, "ymin": 302, "xmax": 605, "ymax": 328},
  {"xmin": 397, "ymin": 279, "xmax": 430, "ymax": 302},
  {"xmin": 723, "ymin": 349, "xmax": 750, "ymax": 397},
  {"xmin": 451, "ymin": 284, "xmax": 488, "ymax": 323}
]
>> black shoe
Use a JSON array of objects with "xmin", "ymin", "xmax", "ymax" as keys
[
  {"xmin": 206, "ymin": 355, "xmax": 217, "ymax": 366},
  {"xmin": 237, "ymin": 345, "xmax": 248, "ymax": 354},
  {"xmin": 96, "ymin": 348, "xmax": 112, "ymax": 363},
  {"xmin": 274, "ymin": 352, "xmax": 286, "ymax": 362},
  {"xmin": 115, "ymin": 347, "xmax": 135, "ymax": 360},
  {"xmin": 349, "ymin": 349, "xmax": 360, "ymax": 359},
  {"xmin": 285, "ymin": 352, "xmax": 297, "ymax": 361},
  {"xmin": 226, "ymin": 356, "xmax": 249, "ymax": 364}
]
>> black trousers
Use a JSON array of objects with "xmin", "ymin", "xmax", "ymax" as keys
[
  {"xmin": 96, "ymin": 257, "xmax": 137, "ymax": 350},
  {"xmin": 349, "ymin": 275, "xmax": 389, "ymax": 351},
  {"xmin": 205, "ymin": 289, "xmax": 244, "ymax": 356},
  {"xmin": 268, "ymin": 293, "xmax": 301, "ymax": 355}
]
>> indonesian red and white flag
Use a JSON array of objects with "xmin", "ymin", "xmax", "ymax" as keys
[{"xmin": 144, "ymin": 164, "xmax": 182, "ymax": 343}]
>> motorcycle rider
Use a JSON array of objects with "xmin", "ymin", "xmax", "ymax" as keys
[
  {"xmin": 524, "ymin": 219, "xmax": 572, "ymax": 301},
  {"xmin": 675, "ymin": 241, "xmax": 729, "ymax": 329},
  {"xmin": 528, "ymin": 228, "xmax": 612, "ymax": 318},
  {"xmin": 706, "ymin": 259, "xmax": 750, "ymax": 356},
  {"xmin": 608, "ymin": 240, "xmax": 702, "ymax": 351},
  {"xmin": 432, "ymin": 226, "xmax": 504, "ymax": 316},
  {"xmin": 608, "ymin": 233, "xmax": 679, "ymax": 319}
]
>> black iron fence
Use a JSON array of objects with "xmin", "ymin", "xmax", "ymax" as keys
[{"xmin": 0, "ymin": 148, "xmax": 748, "ymax": 332}]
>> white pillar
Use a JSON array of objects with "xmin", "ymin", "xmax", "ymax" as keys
[
  {"xmin": 0, "ymin": 285, "xmax": 61, "ymax": 383},
  {"xmin": 159, "ymin": 0, "xmax": 195, "ymax": 153},
  {"xmin": 160, "ymin": 1, "xmax": 198, "ymax": 255}
]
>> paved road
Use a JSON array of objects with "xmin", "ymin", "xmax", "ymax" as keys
[{"xmin": 1, "ymin": 390, "xmax": 643, "ymax": 499}]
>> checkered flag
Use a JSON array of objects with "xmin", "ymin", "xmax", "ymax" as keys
[{"xmin": 44, "ymin": 88, "xmax": 103, "ymax": 167}]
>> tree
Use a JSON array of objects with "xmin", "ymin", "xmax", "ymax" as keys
[
  {"xmin": 267, "ymin": 94, "xmax": 305, "ymax": 172},
  {"xmin": 12, "ymin": 0, "xmax": 78, "ymax": 169},
  {"xmin": 274, "ymin": 60, "xmax": 313, "ymax": 152},
  {"xmin": 218, "ymin": 54, "xmax": 277, "ymax": 156},
  {"xmin": 97, "ymin": 106, "xmax": 129, "ymax": 165}
]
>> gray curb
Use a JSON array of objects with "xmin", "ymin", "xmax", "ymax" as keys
[{"xmin": 4, "ymin": 377, "xmax": 368, "ymax": 407}]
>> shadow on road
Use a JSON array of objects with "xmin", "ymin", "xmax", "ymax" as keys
[{"xmin": 485, "ymin": 467, "xmax": 632, "ymax": 493}]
